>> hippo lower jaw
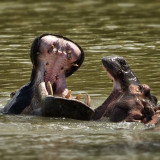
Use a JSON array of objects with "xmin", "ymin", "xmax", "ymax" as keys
[
  {"xmin": 33, "ymin": 81, "xmax": 94, "ymax": 120},
  {"xmin": 33, "ymin": 35, "xmax": 83, "ymax": 98}
]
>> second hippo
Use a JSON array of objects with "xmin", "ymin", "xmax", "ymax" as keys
[{"xmin": 93, "ymin": 56, "xmax": 159, "ymax": 124}]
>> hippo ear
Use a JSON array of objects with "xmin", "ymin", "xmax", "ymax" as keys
[{"xmin": 30, "ymin": 33, "xmax": 84, "ymax": 76}]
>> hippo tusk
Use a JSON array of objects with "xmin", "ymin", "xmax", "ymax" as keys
[
  {"xmin": 38, "ymin": 82, "xmax": 48, "ymax": 100},
  {"xmin": 47, "ymin": 81, "xmax": 53, "ymax": 96},
  {"xmin": 72, "ymin": 63, "xmax": 79, "ymax": 67},
  {"xmin": 76, "ymin": 94, "xmax": 82, "ymax": 100},
  {"xmin": 65, "ymin": 90, "xmax": 72, "ymax": 99},
  {"xmin": 85, "ymin": 93, "xmax": 91, "ymax": 106}
]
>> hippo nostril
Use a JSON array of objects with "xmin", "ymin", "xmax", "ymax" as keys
[
  {"xmin": 139, "ymin": 84, "xmax": 150, "ymax": 96},
  {"xmin": 61, "ymin": 67, "xmax": 64, "ymax": 70},
  {"xmin": 46, "ymin": 62, "xmax": 49, "ymax": 65}
]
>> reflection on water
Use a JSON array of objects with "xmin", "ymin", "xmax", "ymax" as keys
[
  {"xmin": 0, "ymin": 115, "xmax": 160, "ymax": 160},
  {"xmin": 0, "ymin": 0, "xmax": 160, "ymax": 160}
]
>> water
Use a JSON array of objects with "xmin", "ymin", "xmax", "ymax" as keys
[{"xmin": 0, "ymin": 0, "xmax": 160, "ymax": 159}]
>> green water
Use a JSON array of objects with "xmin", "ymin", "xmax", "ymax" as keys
[{"xmin": 0, "ymin": 0, "xmax": 160, "ymax": 159}]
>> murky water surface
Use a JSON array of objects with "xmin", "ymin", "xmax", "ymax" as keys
[{"xmin": 0, "ymin": 0, "xmax": 160, "ymax": 159}]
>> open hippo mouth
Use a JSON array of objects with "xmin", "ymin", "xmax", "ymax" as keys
[
  {"xmin": 31, "ymin": 34, "xmax": 84, "ymax": 97},
  {"xmin": 1, "ymin": 34, "xmax": 94, "ymax": 120},
  {"xmin": 37, "ymin": 81, "xmax": 94, "ymax": 120},
  {"xmin": 26, "ymin": 34, "xmax": 94, "ymax": 120}
]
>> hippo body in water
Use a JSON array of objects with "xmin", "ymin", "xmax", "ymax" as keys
[
  {"xmin": 1, "ymin": 33, "xmax": 94, "ymax": 120},
  {"xmin": 93, "ymin": 56, "xmax": 158, "ymax": 124},
  {"xmin": 1, "ymin": 35, "xmax": 159, "ymax": 124}
]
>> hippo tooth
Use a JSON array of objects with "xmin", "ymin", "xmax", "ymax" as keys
[
  {"xmin": 133, "ymin": 120, "xmax": 141, "ymax": 123},
  {"xmin": 75, "ymin": 94, "xmax": 82, "ymax": 100},
  {"xmin": 47, "ymin": 81, "xmax": 53, "ymax": 96},
  {"xmin": 67, "ymin": 50, "xmax": 72, "ymax": 54},
  {"xmin": 84, "ymin": 93, "xmax": 91, "ymax": 106},
  {"xmin": 72, "ymin": 63, "xmax": 79, "ymax": 67},
  {"xmin": 57, "ymin": 50, "xmax": 63, "ymax": 55},
  {"xmin": 38, "ymin": 82, "xmax": 48, "ymax": 100},
  {"xmin": 65, "ymin": 90, "xmax": 71, "ymax": 99},
  {"xmin": 51, "ymin": 44, "xmax": 55, "ymax": 48}
]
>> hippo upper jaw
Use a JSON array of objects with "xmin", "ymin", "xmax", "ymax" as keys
[
  {"xmin": 32, "ymin": 35, "xmax": 83, "ymax": 98},
  {"xmin": 29, "ymin": 77, "xmax": 94, "ymax": 120}
]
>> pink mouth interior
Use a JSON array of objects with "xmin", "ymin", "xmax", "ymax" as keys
[{"xmin": 36, "ymin": 35, "xmax": 82, "ymax": 97}]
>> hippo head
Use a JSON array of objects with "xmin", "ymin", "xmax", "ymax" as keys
[
  {"xmin": 28, "ymin": 34, "xmax": 94, "ymax": 120},
  {"xmin": 102, "ymin": 56, "xmax": 139, "ymax": 91},
  {"xmin": 2, "ymin": 33, "xmax": 94, "ymax": 120},
  {"xmin": 93, "ymin": 55, "xmax": 158, "ymax": 124}
]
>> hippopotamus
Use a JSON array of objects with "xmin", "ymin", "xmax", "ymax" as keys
[
  {"xmin": 1, "ymin": 33, "xmax": 94, "ymax": 120},
  {"xmin": 1, "ymin": 34, "xmax": 159, "ymax": 124},
  {"xmin": 93, "ymin": 56, "xmax": 159, "ymax": 124}
]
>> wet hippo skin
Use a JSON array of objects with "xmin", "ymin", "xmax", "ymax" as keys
[
  {"xmin": 1, "ymin": 33, "xmax": 94, "ymax": 120},
  {"xmin": 93, "ymin": 56, "xmax": 159, "ymax": 124}
]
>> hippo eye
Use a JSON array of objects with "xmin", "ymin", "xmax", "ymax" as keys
[{"xmin": 119, "ymin": 59, "xmax": 126, "ymax": 66}]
